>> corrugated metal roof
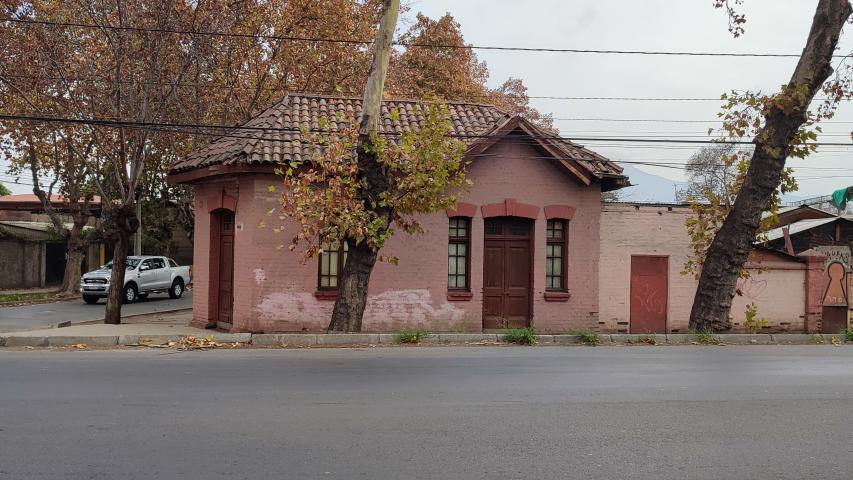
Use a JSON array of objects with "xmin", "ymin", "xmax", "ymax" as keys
[{"xmin": 759, "ymin": 217, "xmax": 840, "ymax": 243}]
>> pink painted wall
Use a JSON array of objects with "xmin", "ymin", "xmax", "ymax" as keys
[
  {"xmin": 599, "ymin": 203, "xmax": 809, "ymax": 333},
  {"xmin": 191, "ymin": 135, "xmax": 602, "ymax": 333}
]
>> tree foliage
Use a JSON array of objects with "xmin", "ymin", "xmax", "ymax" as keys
[
  {"xmin": 276, "ymin": 101, "xmax": 467, "ymax": 262},
  {"xmin": 690, "ymin": 0, "xmax": 852, "ymax": 331},
  {"xmin": 680, "ymin": 142, "xmax": 798, "ymax": 279}
]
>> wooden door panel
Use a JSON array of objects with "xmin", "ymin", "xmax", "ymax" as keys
[
  {"xmin": 482, "ymin": 219, "xmax": 532, "ymax": 329},
  {"xmin": 218, "ymin": 234, "xmax": 234, "ymax": 324},
  {"xmin": 630, "ymin": 256, "xmax": 668, "ymax": 334},
  {"xmin": 822, "ymin": 306, "xmax": 848, "ymax": 334}
]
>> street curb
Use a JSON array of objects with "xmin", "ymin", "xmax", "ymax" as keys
[
  {"xmin": 0, "ymin": 332, "xmax": 849, "ymax": 349},
  {"xmin": 63, "ymin": 308, "xmax": 194, "ymax": 329}
]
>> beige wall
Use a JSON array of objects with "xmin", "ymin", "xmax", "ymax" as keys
[{"xmin": 600, "ymin": 203, "xmax": 806, "ymax": 333}]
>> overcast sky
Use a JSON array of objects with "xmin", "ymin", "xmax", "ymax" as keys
[
  {"xmin": 4, "ymin": 1, "xmax": 853, "ymax": 199},
  {"xmin": 410, "ymin": 0, "xmax": 853, "ymax": 199}
]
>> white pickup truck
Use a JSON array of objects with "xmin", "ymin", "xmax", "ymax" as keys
[{"xmin": 80, "ymin": 255, "xmax": 191, "ymax": 304}]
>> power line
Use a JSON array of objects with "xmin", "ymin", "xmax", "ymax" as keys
[
  {"xmin": 3, "ymin": 17, "xmax": 804, "ymax": 58},
  {"xmin": 0, "ymin": 73, "xmax": 737, "ymax": 102},
  {"xmin": 553, "ymin": 117, "xmax": 853, "ymax": 124},
  {"xmin": 2, "ymin": 111, "xmax": 853, "ymax": 148}
]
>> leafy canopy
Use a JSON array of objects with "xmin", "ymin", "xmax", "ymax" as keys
[{"xmin": 274, "ymin": 100, "xmax": 468, "ymax": 261}]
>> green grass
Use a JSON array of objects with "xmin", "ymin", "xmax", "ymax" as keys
[
  {"xmin": 502, "ymin": 327, "xmax": 535, "ymax": 345},
  {"xmin": 396, "ymin": 329, "xmax": 429, "ymax": 344},
  {"xmin": 846, "ymin": 329, "xmax": 853, "ymax": 342},
  {"xmin": 0, "ymin": 292, "xmax": 56, "ymax": 303},
  {"xmin": 572, "ymin": 329, "xmax": 600, "ymax": 346}
]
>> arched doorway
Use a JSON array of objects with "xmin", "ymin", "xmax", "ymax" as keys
[
  {"xmin": 483, "ymin": 216, "xmax": 533, "ymax": 329},
  {"xmin": 211, "ymin": 209, "xmax": 235, "ymax": 328}
]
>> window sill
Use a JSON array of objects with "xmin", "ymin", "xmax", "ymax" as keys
[
  {"xmin": 314, "ymin": 290, "xmax": 338, "ymax": 300},
  {"xmin": 447, "ymin": 291, "xmax": 473, "ymax": 301},
  {"xmin": 544, "ymin": 291, "xmax": 571, "ymax": 302}
]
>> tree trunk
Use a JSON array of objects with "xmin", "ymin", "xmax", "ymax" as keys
[
  {"xmin": 104, "ymin": 204, "xmax": 138, "ymax": 325},
  {"xmin": 326, "ymin": 0, "xmax": 399, "ymax": 332},
  {"xmin": 689, "ymin": 0, "xmax": 852, "ymax": 332},
  {"xmin": 57, "ymin": 221, "xmax": 87, "ymax": 296},
  {"xmin": 328, "ymin": 239, "xmax": 379, "ymax": 332}
]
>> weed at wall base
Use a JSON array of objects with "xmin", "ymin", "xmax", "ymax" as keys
[
  {"xmin": 396, "ymin": 329, "xmax": 429, "ymax": 344},
  {"xmin": 503, "ymin": 327, "xmax": 535, "ymax": 345},
  {"xmin": 572, "ymin": 329, "xmax": 600, "ymax": 346}
]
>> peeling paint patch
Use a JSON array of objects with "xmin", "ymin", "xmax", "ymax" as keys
[
  {"xmin": 252, "ymin": 288, "xmax": 465, "ymax": 332},
  {"xmin": 253, "ymin": 268, "xmax": 266, "ymax": 285},
  {"xmin": 363, "ymin": 289, "xmax": 465, "ymax": 324}
]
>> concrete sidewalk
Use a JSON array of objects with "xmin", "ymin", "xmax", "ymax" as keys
[{"xmin": 0, "ymin": 326, "xmax": 849, "ymax": 348}]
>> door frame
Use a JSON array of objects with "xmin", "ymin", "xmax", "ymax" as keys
[
  {"xmin": 629, "ymin": 255, "xmax": 669, "ymax": 334},
  {"xmin": 482, "ymin": 216, "xmax": 534, "ymax": 329},
  {"xmin": 209, "ymin": 208, "xmax": 236, "ymax": 329}
]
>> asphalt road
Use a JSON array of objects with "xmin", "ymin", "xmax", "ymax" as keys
[
  {"xmin": 0, "ymin": 292, "xmax": 192, "ymax": 332},
  {"xmin": 1, "ymin": 346, "xmax": 852, "ymax": 480}
]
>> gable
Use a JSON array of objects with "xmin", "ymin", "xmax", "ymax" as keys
[{"xmin": 168, "ymin": 93, "xmax": 628, "ymax": 191}]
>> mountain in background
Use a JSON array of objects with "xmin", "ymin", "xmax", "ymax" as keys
[
  {"xmin": 616, "ymin": 164, "xmax": 684, "ymax": 203},
  {"xmin": 615, "ymin": 164, "xmax": 810, "ymax": 205}
]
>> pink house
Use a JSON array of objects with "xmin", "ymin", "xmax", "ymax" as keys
[{"xmin": 168, "ymin": 94, "xmax": 628, "ymax": 333}]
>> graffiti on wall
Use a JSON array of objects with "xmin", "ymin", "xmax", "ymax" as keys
[
  {"xmin": 815, "ymin": 246, "xmax": 851, "ymax": 272},
  {"xmin": 735, "ymin": 276, "xmax": 768, "ymax": 300}
]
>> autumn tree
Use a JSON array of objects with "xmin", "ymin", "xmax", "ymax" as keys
[
  {"xmin": 389, "ymin": 13, "xmax": 553, "ymax": 130},
  {"xmin": 274, "ymin": 1, "xmax": 472, "ymax": 332},
  {"xmin": 689, "ymin": 0, "xmax": 852, "ymax": 331},
  {"xmin": 0, "ymin": 11, "xmax": 101, "ymax": 296}
]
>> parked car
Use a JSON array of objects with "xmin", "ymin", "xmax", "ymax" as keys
[{"xmin": 80, "ymin": 255, "xmax": 191, "ymax": 304}]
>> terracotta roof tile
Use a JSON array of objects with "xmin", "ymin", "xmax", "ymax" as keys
[{"xmin": 171, "ymin": 93, "xmax": 625, "ymax": 185}]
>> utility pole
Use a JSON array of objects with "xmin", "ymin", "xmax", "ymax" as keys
[
  {"xmin": 128, "ymin": 148, "xmax": 142, "ymax": 257},
  {"xmin": 134, "ymin": 196, "xmax": 142, "ymax": 255}
]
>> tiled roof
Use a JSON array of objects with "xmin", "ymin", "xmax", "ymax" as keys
[
  {"xmin": 0, "ymin": 194, "xmax": 101, "ymax": 205},
  {"xmin": 170, "ymin": 93, "xmax": 625, "ymax": 184}
]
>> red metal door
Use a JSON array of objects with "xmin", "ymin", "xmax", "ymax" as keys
[
  {"xmin": 217, "ymin": 211, "xmax": 235, "ymax": 326},
  {"xmin": 482, "ymin": 218, "xmax": 532, "ymax": 329},
  {"xmin": 630, "ymin": 256, "xmax": 668, "ymax": 333}
]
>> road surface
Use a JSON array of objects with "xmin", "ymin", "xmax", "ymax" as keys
[
  {"xmin": 0, "ymin": 292, "xmax": 192, "ymax": 332},
  {"xmin": 1, "ymin": 346, "xmax": 852, "ymax": 479}
]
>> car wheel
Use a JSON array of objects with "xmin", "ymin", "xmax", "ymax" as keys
[
  {"xmin": 169, "ymin": 279, "xmax": 184, "ymax": 299},
  {"xmin": 82, "ymin": 295, "xmax": 99, "ymax": 304},
  {"xmin": 123, "ymin": 284, "xmax": 138, "ymax": 304}
]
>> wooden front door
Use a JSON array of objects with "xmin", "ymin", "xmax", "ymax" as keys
[
  {"xmin": 630, "ymin": 256, "xmax": 668, "ymax": 333},
  {"xmin": 483, "ymin": 217, "xmax": 532, "ymax": 329},
  {"xmin": 217, "ymin": 211, "xmax": 235, "ymax": 326},
  {"xmin": 822, "ymin": 306, "xmax": 848, "ymax": 334}
]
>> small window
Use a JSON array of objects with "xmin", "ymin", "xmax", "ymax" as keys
[
  {"xmin": 168, "ymin": 259, "xmax": 178, "ymax": 268},
  {"xmin": 448, "ymin": 217, "xmax": 470, "ymax": 291},
  {"xmin": 318, "ymin": 241, "xmax": 348, "ymax": 289},
  {"xmin": 546, "ymin": 219, "xmax": 568, "ymax": 291},
  {"xmin": 221, "ymin": 212, "xmax": 234, "ymax": 232}
]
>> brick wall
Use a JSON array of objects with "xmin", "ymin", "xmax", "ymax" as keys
[
  {"xmin": 193, "ymin": 136, "xmax": 602, "ymax": 333},
  {"xmin": 600, "ymin": 203, "xmax": 808, "ymax": 333}
]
